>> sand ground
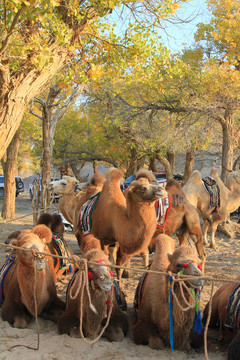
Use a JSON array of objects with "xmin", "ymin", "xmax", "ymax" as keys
[{"xmin": 0, "ymin": 192, "xmax": 239, "ymax": 360}]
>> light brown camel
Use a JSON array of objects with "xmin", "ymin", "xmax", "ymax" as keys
[
  {"xmin": 47, "ymin": 175, "xmax": 81, "ymax": 225},
  {"xmin": 0, "ymin": 225, "xmax": 65, "ymax": 328},
  {"xmin": 183, "ymin": 168, "xmax": 240, "ymax": 248},
  {"xmin": 58, "ymin": 249, "xmax": 129, "ymax": 341},
  {"xmin": 75, "ymin": 168, "xmax": 167, "ymax": 284},
  {"xmin": 133, "ymin": 234, "xmax": 203, "ymax": 351},
  {"xmin": 203, "ymin": 276, "xmax": 240, "ymax": 360},
  {"xmin": 5, "ymin": 214, "xmax": 73, "ymax": 280},
  {"xmin": 48, "ymin": 172, "xmax": 106, "ymax": 233}
]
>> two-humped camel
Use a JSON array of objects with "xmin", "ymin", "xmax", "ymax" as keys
[
  {"xmin": 49, "ymin": 168, "xmax": 167, "ymax": 287},
  {"xmin": 133, "ymin": 233, "xmax": 203, "ymax": 351},
  {"xmin": 183, "ymin": 168, "xmax": 240, "ymax": 248},
  {"xmin": 135, "ymin": 169, "xmax": 206, "ymax": 261},
  {"xmin": 1, "ymin": 225, "xmax": 65, "ymax": 328}
]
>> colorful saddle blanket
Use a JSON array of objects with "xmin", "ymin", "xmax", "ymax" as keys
[
  {"xmin": 77, "ymin": 192, "xmax": 101, "ymax": 236},
  {"xmin": 0, "ymin": 252, "xmax": 17, "ymax": 304},
  {"xmin": 225, "ymin": 284, "xmax": 240, "ymax": 333},
  {"xmin": 202, "ymin": 176, "xmax": 220, "ymax": 210},
  {"xmin": 155, "ymin": 195, "xmax": 171, "ymax": 229},
  {"xmin": 52, "ymin": 233, "xmax": 71, "ymax": 270}
]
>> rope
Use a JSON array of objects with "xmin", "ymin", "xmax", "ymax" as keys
[{"xmin": 1, "ymin": 241, "xmax": 240, "ymax": 358}]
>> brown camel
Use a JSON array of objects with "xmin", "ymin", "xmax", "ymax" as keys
[
  {"xmin": 75, "ymin": 168, "xmax": 167, "ymax": 284},
  {"xmin": 133, "ymin": 234, "xmax": 204, "ymax": 351},
  {"xmin": 36, "ymin": 213, "xmax": 74, "ymax": 279},
  {"xmin": 5, "ymin": 214, "xmax": 73, "ymax": 280},
  {"xmin": 0, "ymin": 225, "xmax": 65, "ymax": 328},
  {"xmin": 135, "ymin": 169, "xmax": 205, "ymax": 261},
  {"xmin": 183, "ymin": 168, "xmax": 240, "ymax": 248},
  {"xmin": 203, "ymin": 276, "xmax": 240, "ymax": 360},
  {"xmin": 58, "ymin": 249, "xmax": 129, "ymax": 341},
  {"xmin": 48, "ymin": 172, "xmax": 106, "ymax": 232}
]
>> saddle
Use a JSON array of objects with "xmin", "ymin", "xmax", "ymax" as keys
[
  {"xmin": 0, "ymin": 252, "xmax": 17, "ymax": 304},
  {"xmin": 202, "ymin": 176, "xmax": 220, "ymax": 210},
  {"xmin": 77, "ymin": 192, "xmax": 101, "ymax": 236},
  {"xmin": 225, "ymin": 284, "xmax": 240, "ymax": 333},
  {"xmin": 155, "ymin": 195, "xmax": 172, "ymax": 230},
  {"xmin": 52, "ymin": 233, "xmax": 71, "ymax": 270}
]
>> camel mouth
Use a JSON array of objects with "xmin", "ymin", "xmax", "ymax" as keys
[
  {"xmin": 188, "ymin": 278, "xmax": 204, "ymax": 288},
  {"xmin": 35, "ymin": 258, "xmax": 46, "ymax": 271},
  {"xmin": 99, "ymin": 280, "xmax": 113, "ymax": 292},
  {"xmin": 154, "ymin": 188, "xmax": 168, "ymax": 199}
]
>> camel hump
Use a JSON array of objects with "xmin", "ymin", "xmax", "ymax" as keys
[
  {"xmin": 90, "ymin": 172, "xmax": 106, "ymax": 187},
  {"xmin": 32, "ymin": 224, "xmax": 52, "ymax": 244},
  {"xmin": 187, "ymin": 170, "xmax": 202, "ymax": 184},
  {"xmin": 210, "ymin": 167, "xmax": 220, "ymax": 179},
  {"xmin": 105, "ymin": 168, "xmax": 124, "ymax": 182},
  {"xmin": 135, "ymin": 168, "xmax": 156, "ymax": 183}
]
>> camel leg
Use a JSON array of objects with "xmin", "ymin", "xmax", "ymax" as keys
[
  {"xmin": 133, "ymin": 319, "xmax": 164, "ymax": 349},
  {"xmin": 116, "ymin": 249, "xmax": 131, "ymax": 291},
  {"xmin": 203, "ymin": 220, "xmax": 210, "ymax": 246},
  {"xmin": 209, "ymin": 221, "xmax": 219, "ymax": 248},
  {"xmin": 140, "ymin": 250, "xmax": 149, "ymax": 268}
]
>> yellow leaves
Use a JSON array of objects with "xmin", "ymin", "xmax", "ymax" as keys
[
  {"xmin": 59, "ymin": 81, "xmax": 67, "ymax": 89},
  {"xmin": 87, "ymin": 63, "xmax": 104, "ymax": 79}
]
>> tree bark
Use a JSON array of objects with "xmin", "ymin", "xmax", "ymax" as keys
[
  {"xmin": 219, "ymin": 113, "xmax": 237, "ymax": 183},
  {"xmin": 182, "ymin": 146, "xmax": 195, "ymax": 186},
  {"xmin": 0, "ymin": 45, "xmax": 70, "ymax": 160},
  {"xmin": 1, "ymin": 131, "xmax": 21, "ymax": 219},
  {"xmin": 156, "ymin": 155, "xmax": 173, "ymax": 180},
  {"xmin": 167, "ymin": 151, "xmax": 175, "ymax": 173}
]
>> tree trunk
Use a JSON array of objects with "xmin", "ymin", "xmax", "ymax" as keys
[
  {"xmin": 0, "ymin": 45, "xmax": 69, "ymax": 160},
  {"xmin": 182, "ymin": 146, "xmax": 195, "ymax": 186},
  {"xmin": 167, "ymin": 151, "xmax": 175, "ymax": 173},
  {"xmin": 1, "ymin": 131, "xmax": 21, "ymax": 219},
  {"xmin": 156, "ymin": 155, "xmax": 173, "ymax": 180},
  {"xmin": 149, "ymin": 156, "xmax": 157, "ymax": 172},
  {"xmin": 41, "ymin": 110, "xmax": 52, "ymax": 214},
  {"xmin": 220, "ymin": 114, "xmax": 237, "ymax": 183},
  {"xmin": 125, "ymin": 148, "xmax": 138, "ymax": 177}
]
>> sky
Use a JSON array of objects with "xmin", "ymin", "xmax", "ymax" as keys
[{"xmin": 160, "ymin": 0, "xmax": 211, "ymax": 52}]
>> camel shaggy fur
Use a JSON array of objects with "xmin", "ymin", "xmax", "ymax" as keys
[
  {"xmin": 58, "ymin": 249, "xmax": 128, "ymax": 341},
  {"xmin": 183, "ymin": 168, "xmax": 240, "ymax": 247},
  {"xmin": 1, "ymin": 225, "xmax": 65, "ymax": 328},
  {"xmin": 134, "ymin": 169, "xmax": 205, "ymax": 261},
  {"xmin": 133, "ymin": 234, "xmax": 203, "ymax": 351},
  {"xmin": 76, "ymin": 168, "xmax": 167, "ymax": 283},
  {"xmin": 36, "ymin": 213, "xmax": 73, "ymax": 279},
  {"xmin": 203, "ymin": 276, "xmax": 240, "ymax": 360}
]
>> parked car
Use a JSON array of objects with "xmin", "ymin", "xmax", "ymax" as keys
[
  {"xmin": 0, "ymin": 176, "xmax": 24, "ymax": 197},
  {"xmin": 29, "ymin": 176, "xmax": 59, "ymax": 201}
]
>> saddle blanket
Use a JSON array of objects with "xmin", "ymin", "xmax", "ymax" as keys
[
  {"xmin": 225, "ymin": 284, "xmax": 240, "ymax": 333},
  {"xmin": 78, "ymin": 192, "xmax": 101, "ymax": 236},
  {"xmin": 52, "ymin": 233, "xmax": 71, "ymax": 270},
  {"xmin": 155, "ymin": 195, "xmax": 171, "ymax": 229},
  {"xmin": 0, "ymin": 252, "xmax": 17, "ymax": 304},
  {"xmin": 202, "ymin": 176, "xmax": 220, "ymax": 210}
]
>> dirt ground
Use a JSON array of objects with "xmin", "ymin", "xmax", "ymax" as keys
[{"xmin": 0, "ymin": 192, "xmax": 239, "ymax": 360}]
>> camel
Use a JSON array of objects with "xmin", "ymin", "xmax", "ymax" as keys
[
  {"xmin": 36, "ymin": 213, "xmax": 74, "ymax": 279},
  {"xmin": 58, "ymin": 249, "xmax": 129, "ymax": 341},
  {"xmin": 133, "ymin": 234, "xmax": 204, "ymax": 351},
  {"xmin": 183, "ymin": 168, "xmax": 240, "ymax": 248},
  {"xmin": 0, "ymin": 225, "xmax": 65, "ymax": 328},
  {"xmin": 48, "ymin": 172, "xmax": 106, "ymax": 231},
  {"xmin": 134, "ymin": 169, "xmax": 206, "ymax": 261},
  {"xmin": 203, "ymin": 276, "xmax": 240, "ymax": 360},
  {"xmin": 76, "ymin": 168, "xmax": 168, "ymax": 283},
  {"xmin": 5, "ymin": 214, "xmax": 73, "ymax": 280}
]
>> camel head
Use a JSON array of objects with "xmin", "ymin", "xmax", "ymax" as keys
[
  {"xmin": 128, "ymin": 177, "xmax": 168, "ymax": 203},
  {"xmin": 11, "ymin": 225, "xmax": 51, "ymax": 270},
  {"xmin": 48, "ymin": 175, "xmax": 79, "ymax": 195},
  {"xmin": 84, "ymin": 250, "xmax": 113, "ymax": 292},
  {"xmin": 168, "ymin": 246, "xmax": 203, "ymax": 289}
]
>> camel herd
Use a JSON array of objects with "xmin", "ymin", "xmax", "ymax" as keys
[{"xmin": 0, "ymin": 167, "xmax": 240, "ymax": 358}]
